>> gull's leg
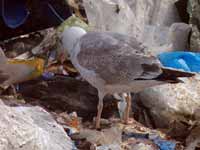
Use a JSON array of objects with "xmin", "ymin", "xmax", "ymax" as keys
[
  {"xmin": 10, "ymin": 84, "xmax": 20, "ymax": 99},
  {"xmin": 96, "ymin": 91, "xmax": 105, "ymax": 129},
  {"xmin": 124, "ymin": 92, "xmax": 132, "ymax": 124}
]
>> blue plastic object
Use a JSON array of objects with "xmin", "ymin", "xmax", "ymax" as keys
[
  {"xmin": 1, "ymin": 0, "xmax": 29, "ymax": 28},
  {"xmin": 153, "ymin": 138, "xmax": 176, "ymax": 150},
  {"xmin": 158, "ymin": 51, "xmax": 200, "ymax": 72},
  {"xmin": 42, "ymin": 72, "xmax": 55, "ymax": 80}
]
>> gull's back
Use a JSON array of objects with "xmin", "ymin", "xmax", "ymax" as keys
[{"xmin": 71, "ymin": 32, "xmax": 166, "ymax": 94}]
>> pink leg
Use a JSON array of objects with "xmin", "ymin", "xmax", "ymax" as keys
[
  {"xmin": 124, "ymin": 93, "xmax": 132, "ymax": 124},
  {"xmin": 95, "ymin": 91, "xmax": 105, "ymax": 129}
]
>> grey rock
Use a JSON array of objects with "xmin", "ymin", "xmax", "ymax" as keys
[
  {"xmin": 142, "ymin": 23, "xmax": 191, "ymax": 55},
  {"xmin": 78, "ymin": 127, "xmax": 122, "ymax": 145},
  {"xmin": 125, "ymin": 0, "xmax": 180, "ymax": 27},
  {"xmin": 188, "ymin": 0, "xmax": 200, "ymax": 51},
  {"xmin": 97, "ymin": 144, "xmax": 121, "ymax": 150},
  {"xmin": 185, "ymin": 125, "xmax": 200, "ymax": 150},
  {"xmin": 83, "ymin": 0, "xmax": 180, "ymax": 39},
  {"xmin": 19, "ymin": 76, "xmax": 118, "ymax": 120},
  {"xmin": 83, "ymin": 0, "xmax": 141, "ymax": 39},
  {"xmin": 169, "ymin": 23, "xmax": 191, "ymax": 50},
  {"xmin": 0, "ymin": 100, "xmax": 74, "ymax": 150},
  {"xmin": 83, "ymin": 0, "xmax": 191, "ymax": 54},
  {"xmin": 123, "ymin": 138, "xmax": 159, "ymax": 150},
  {"xmin": 137, "ymin": 75, "xmax": 200, "ymax": 128}
]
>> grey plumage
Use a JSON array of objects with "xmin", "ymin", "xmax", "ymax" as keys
[
  {"xmin": 78, "ymin": 32, "xmax": 163, "ymax": 85},
  {"xmin": 62, "ymin": 27, "xmax": 195, "ymax": 128}
]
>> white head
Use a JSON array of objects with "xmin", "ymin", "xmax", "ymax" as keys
[{"xmin": 61, "ymin": 26, "xmax": 87, "ymax": 57}]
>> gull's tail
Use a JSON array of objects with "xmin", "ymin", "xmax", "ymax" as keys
[{"xmin": 156, "ymin": 67, "xmax": 195, "ymax": 83}]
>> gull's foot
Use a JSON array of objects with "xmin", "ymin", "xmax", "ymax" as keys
[
  {"xmin": 95, "ymin": 123, "xmax": 100, "ymax": 130},
  {"xmin": 123, "ymin": 117, "xmax": 135, "ymax": 125},
  {"xmin": 94, "ymin": 117, "xmax": 101, "ymax": 129},
  {"xmin": 94, "ymin": 117, "xmax": 111, "ymax": 130}
]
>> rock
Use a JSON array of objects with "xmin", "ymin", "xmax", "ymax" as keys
[
  {"xmin": 142, "ymin": 23, "xmax": 191, "ymax": 55},
  {"xmin": 18, "ymin": 76, "xmax": 118, "ymax": 120},
  {"xmin": 142, "ymin": 25, "xmax": 173, "ymax": 55},
  {"xmin": 0, "ymin": 100, "xmax": 74, "ymax": 150},
  {"xmin": 188, "ymin": 0, "xmax": 200, "ymax": 51},
  {"xmin": 97, "ymin": 144, "xmax": 121, "ymax": 150},
  {"xmin": 78, "ymin": 127, "xmax": 122, "ymax": 146},
  {"xmin": 169, "ymin": 23, "xmax": 191, "ymax": 50},
  {"xmin": 125, "ymin": 0, "xmax": 180, "ymax": 27},
  {"xmin": 125, "ymin": 138, "xmax": 159, "ymax": 150},
  {"xmin": 190, "ymin": 26, "xmax": 200, "ymax": 51},
  {"xmin": 136, "ymin": 75, "xmax": 200, "ymax": 128},
  {"xmin": 83, "ymin": 0, "xmax": 180, "ymax": 40},
  {"xmin": 175, "ymin": 0, "xmax": 189, "ymax": 23},
  {"xmin": 83, "ymin": 0, "xmax": 190, "ymax": 54},
  {"xmin": 185, "ymin": 125, "xmax": 200, "ymax": 150},
  {"xmin": 83, "ymin": 0, "xmax": 141, "ymax": 39}
]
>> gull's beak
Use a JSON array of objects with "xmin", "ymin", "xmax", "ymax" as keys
[{"xmin": 59, "ymin": 52, "xmax": 66, "ymax": 64}]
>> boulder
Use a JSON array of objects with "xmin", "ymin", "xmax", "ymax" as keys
[
  {"xmin": 188, "ymin": 0, "xmax": 200, "ymax": 51},
  {"xmin": 0, "ymin": 100, "xmax": 74, "ymax": 150},
  {"xmin": 83, "ymin": 0, "xmax": 141, "ymax": 39},
  {"xmin": 83, "ymin": 0, "xmax": 181, "ymax": 39},
  {"xmin": 136, "ymin": 75, "xmax": 200, "ymax": 128},
  {"xmin": 83, "ymin": 0, "xmax": 191, "ymax": 54},
  {"xmin": 142, "ymin": 23, "xmax": 191, "ymax": 55},
  {"xmin": 18, "ymin": 76, "xmax": 118, "ymax": 120}
]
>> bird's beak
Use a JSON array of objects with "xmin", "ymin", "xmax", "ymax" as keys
[{"xmin": 58, "ymin": 52, "xmax": 66, "ymax": 64}]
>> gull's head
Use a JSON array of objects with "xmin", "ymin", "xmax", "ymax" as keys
[{"xmin": 61, "ymin": 26, "xmax": 86, "ymax": 60}]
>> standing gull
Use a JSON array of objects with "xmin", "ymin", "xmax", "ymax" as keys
[{"xmin": 61, "ymin": 26, "xmax": 195, "ymax": 129}]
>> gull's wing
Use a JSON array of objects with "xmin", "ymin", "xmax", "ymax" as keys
[
  {"xmin": 77, "ymin": 32, "xmax": 162, "ymax": 85},
  {"xmin": 0, "ymin": 70, "xmax": 9, "ymax": 84}
]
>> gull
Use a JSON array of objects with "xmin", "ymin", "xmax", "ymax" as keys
[{"xmin": 61, "ymin": 26, "xmax": 195, "ymax": 129}]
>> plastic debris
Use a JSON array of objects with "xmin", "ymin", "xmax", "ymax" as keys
[
  {"xmin": 56, "ymin": 112, "xmax": 80, "ymax": 135},
  {"xmin": 122, "ymin": 130, "xmax": 175, "ymax": 150},
  {"xmin": 153, "ymin": 138, "xmax": 176, "ymax": 150},
  {"xmin": 42, "ymin": 72, "xmax": 55, "ymax": 80},
  {"xmin": 0, "ymin": 48, "xmax": 45, "ymax": 89},
  {"xmin": 57, "ymin": 15, "xmax": 89, "ymax": 33},
  {"xmin": 2, "ymin": 0, "xmax": 30, "ymax": 28},
  {"xmin": 77, "ymin": 127, "xmax": 122, "ymax": 146},
  {"xmin": 159, "ymin": 51, "xmax": 200, "ymax": 72},
  {"xmin": 122, "ymin": 132, "xmax": 149, "ymax": 140},
  {"xmin": 97, "ymin": 144, "xmax": 121, "ymax": 150},
  {"xmin": 123, "ymin": 138, "xmax": 159, "ymax": 150}
]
